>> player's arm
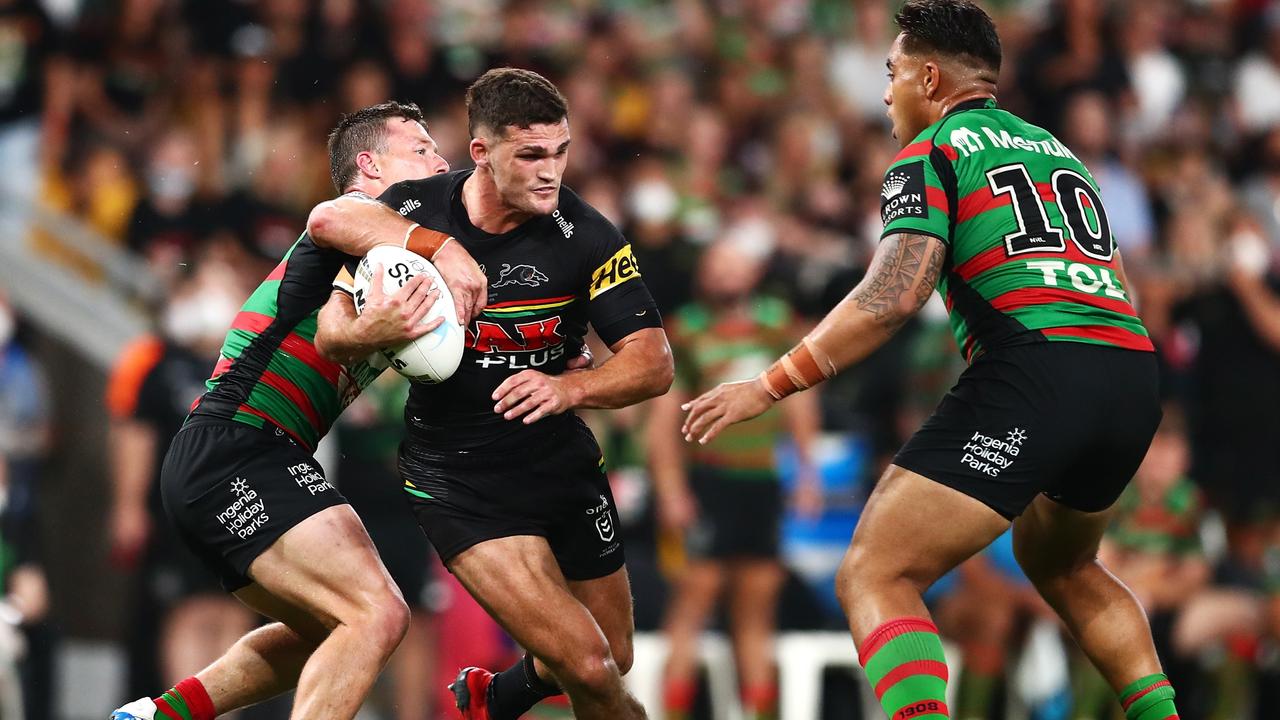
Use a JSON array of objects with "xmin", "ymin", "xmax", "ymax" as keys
[
  {"xmin": 646, "ymin": 387, "xmax": 697, "ymax": 531},
  {"xmin": 492, "ymin": 327, "xmax": 674, "ymax": 424},
  {"xmin": 682, "ymin": 232, "xmax": 946, "ymax": 443},
  {"xmin": 306, "ymin": 191, "xmax": 486, "ymax": 323},
  {"xmin": 314, "ymin": 264, "xmax": 443, "ymax": 365}
]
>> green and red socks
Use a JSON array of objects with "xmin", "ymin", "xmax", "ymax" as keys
[
  {"xmin": 1119, "ymin": 673, "xmax": 1179, "ymax": 720},
  {"xmin": 859, "ymin": 617, "xmax": 950, "ymax": 719},
  {"xmin": 154, "ymin": 677, "xmax": 214, "ymax": 720}
]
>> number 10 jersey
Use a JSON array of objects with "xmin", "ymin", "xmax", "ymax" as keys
[{"xmin": 879, "ymin": 98, "xmax": 1153, "ymax": 361}]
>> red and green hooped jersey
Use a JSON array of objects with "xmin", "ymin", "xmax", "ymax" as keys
[
  {"xmin": 880, "ymin": 98, "xmax": 1152, "ymax": 361},
  {"xmin": 192, "ymin": 234, "xmax": 383, "ymax": 450}
]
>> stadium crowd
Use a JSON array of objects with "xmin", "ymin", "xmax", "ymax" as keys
[{"xmin": 5, "ymin": 0, "xmax": 1280, "ymax": 718}]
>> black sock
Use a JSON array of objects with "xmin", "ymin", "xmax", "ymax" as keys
[{"xmin": 486, "ymin": 654, "xmax": 561, "ymax": 720}]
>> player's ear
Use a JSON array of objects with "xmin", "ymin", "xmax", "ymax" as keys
[
  {"xmin": 922, "ymin": 60, "xmax": 941, "ymax": 100},
  {"xmin": 354, "ymin": 150, "xmax": 379, "ymax": 179},
  {"xmin": 470, "ymin": 136, "xmax": 490, "ymax": 170}
]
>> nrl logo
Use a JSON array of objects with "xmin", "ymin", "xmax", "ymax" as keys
[
  {"xmin": 882, "ymin": 171, "xmax": 910, "ymax": 199},
  {"xmin": 493, "ymin": 263, "xmax": 549, "ymax": 288}
]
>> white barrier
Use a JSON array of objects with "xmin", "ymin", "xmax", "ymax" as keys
[{"xmin": 628, "ymin": 631, "xmax": 963, "ymax": 720}]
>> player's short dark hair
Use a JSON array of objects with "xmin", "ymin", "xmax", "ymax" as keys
[
  {"xmin": 896, "ymin": 0, "xmax": 1002, "ymax": 73},
  {"xmin": 327, "ymin": 101, "xmax": 426, "ymax": 192},
  {"xmin": 466, "ymin": 67, "xmax": 568, "ymax": 137}
]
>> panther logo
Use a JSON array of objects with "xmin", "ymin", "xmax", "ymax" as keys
[{"xmin": 492, "ymin": 263, "xmax": 548, "ymax": 288}]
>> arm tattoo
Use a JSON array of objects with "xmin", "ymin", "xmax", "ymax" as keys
[{"xmin": 852, "ymin": 233, "xmax": 946, "ymax": 330}]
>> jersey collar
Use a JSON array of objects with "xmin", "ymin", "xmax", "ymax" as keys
[{"xmin": 945, "ymin": 97, "xmax": 997, "ymax": 116}]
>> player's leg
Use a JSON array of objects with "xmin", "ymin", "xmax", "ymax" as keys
[
  {"xmin": 658, "ymin": 560, "xmax": 726, "ymax": 718},
  {"xmin": 159, "ymin": 596, "xmax": 258, "ymax": 687},
  {"xmin": 448, "ymin": 535, "xmax": 646, "ymax": 720},
  {"xmin": 726, "ymin": 559, "xmax": 785, "ymax": 720},
  {"xmin": 246, "ymin": 504, "xmax": 411, "ymax": 720},
  {"xmin": 389, "ymin": 612, "xmax": 437, "ymax": 720},
  {"xmin": 835, "ymin": 465, "xmax": 1009, "ymax": 720},
  {"xmin": 1012, "ymin": 496, "xmax": 1178, "ymax": 720}
]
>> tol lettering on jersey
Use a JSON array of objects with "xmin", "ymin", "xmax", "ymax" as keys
[
  {"xmin": 468, "ymin": 315, "xmax": 567, "ymax": 369},
  {"xmin": 1026, "ymin": 260, "xmax": 1126, "ymax": 299}
]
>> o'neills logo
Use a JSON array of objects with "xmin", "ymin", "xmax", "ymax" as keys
[{"xmin": 552, "ymin": 209, "xmax": 574, "ymax": 238}]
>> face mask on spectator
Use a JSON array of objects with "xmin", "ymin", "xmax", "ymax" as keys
[
  {"xmin": 627, "ymin": 180, "xmax": 679, "ymax": 224},
  {"xmin": 149, "ymin": 165, "xmax": 197, "ymax": 204},
  {"xmin": 162, "ymin": 288, "xmax": 238, "ymax": 349}
]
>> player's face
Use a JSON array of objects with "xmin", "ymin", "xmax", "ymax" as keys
[
  {"xmin": 883, "ymin": 34, "xmax": 932, "ymax": 147},
  {"xmin": 377, "ymin": 119, "xmax": 449, "ymax": 185},
  {"xmin": 486, "ymin": 118, "xmax": 571, "ymax": 217}
]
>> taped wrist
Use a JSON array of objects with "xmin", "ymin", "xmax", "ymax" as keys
[
  {"xmin": 403, "ymin": 224, "xmax": 454, "ymax": 261},
  {"xmin": 759, "ymin": 337, "xmax": 837, "ymax": 400}
]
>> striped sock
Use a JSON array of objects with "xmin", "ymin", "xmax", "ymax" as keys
[
  {"xmin": 154, "ymin": 677, "xmax": 215, "ymax": 720},
  {"xmin": 858, "ymin": 617, "xmax": 949, "ymax": 720},
  {"xmin": 1118, "ymin": 673, "xmax": 1178, "ymax": 720},
  {"xmin": 662, "ymin": 677, "xmax": 696, "ymax": 720}
]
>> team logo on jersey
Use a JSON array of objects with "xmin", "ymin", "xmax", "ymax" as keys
[
  {"xmin": 589, "ymin": 245, "xmax": 641, "ymax": 299},
  {"xmin": 880, "ymin": 161, "xmax": 928, "ymax": 224},
  {"xmin": 493, "ymin": 263, "xmax": 548, "ymax": 288}
]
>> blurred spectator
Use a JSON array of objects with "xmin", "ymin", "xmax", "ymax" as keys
[
  {"xmin": 106, "ymin": 256, "xmax": 255, "ymax": 699},
  {"xmin": 647, "ymin": 238, "xmax": 821, "ymax": 720},
  {"xmin": 1234, "ymin": 6, "xmax": 1280, "ymax": 135},
  {"xmin": 1016, "ymin": 0, "xmax": 1131, "ymax": 135},
  {"xmin": 1062, "ymin": 92, "xmax": 1155, "ymax": 256},
  {"xmin": 127, "ymin": 129, "xmax": 210, "ymax": 282},
  {"xmin": 1118, "ymin": 0, "xmax": 1185, "ymax": 143}
]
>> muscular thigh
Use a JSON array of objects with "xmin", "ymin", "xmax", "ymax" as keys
[
  {"xmin": 849, "ymin": 464, "xmax": 1009, "ymax": 589},
  {"xmin": 448, "ymin": 536, "xmax": 611, "ymax": 664},
  {"xmin": 569, "ymin": 567, "xmax": 634, "ymax": 663},
  {"xmin": 246, "ymin": 504, "xmax": 404, "ymax": 629}
]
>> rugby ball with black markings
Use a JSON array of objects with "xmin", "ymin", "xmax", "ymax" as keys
[{"xmin": 353, "ymin": 244, "xmax": 464, "ymax": 383}]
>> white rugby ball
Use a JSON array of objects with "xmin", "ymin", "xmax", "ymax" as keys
[{"xmin": 352, "ymin": 244, "xmax": 464, "ymax": 383}]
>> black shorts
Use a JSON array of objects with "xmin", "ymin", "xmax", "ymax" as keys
[
  {"xmin": 894, "ymin": 342, "xmax": 1161, "ymax": 520},
  {"xmin": 399, "ymin": 419, "xmax": 625, "ymax": 581},
  {"xmin": 686, "ymin": 469, "xmax": 782, "ymax": 560},
  {"xmin": 160, "ymin": 419, "xmax": 347, "ymax": 592}
]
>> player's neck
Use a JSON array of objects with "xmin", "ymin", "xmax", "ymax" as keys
[
  {"xmin": 462, "ymin": 170, "xmax": 531, "ymax": 235},
  {"xmin": 345, "ymin": 179, "xmax": 390, "ymax": 198},
  {"xmin": 936, "ymin": 88, "xmax": 995, "ymax": 120}
]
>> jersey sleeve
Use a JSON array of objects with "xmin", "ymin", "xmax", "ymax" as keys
[
  {"xmin": 879, "ymin": 148, "xmax": 952, "ymax": 243},
  {"xmin": 583, "ymin": 222, "xmax": 662, "ymax": 346}
]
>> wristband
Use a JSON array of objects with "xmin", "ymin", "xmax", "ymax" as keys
[
  {"xmin": 759, "ymin": 336, "xmax": 837, "ymax": 400},
  {"xmin": 403, "ymin": 224, "xmax": 454, "ymax": 261}
]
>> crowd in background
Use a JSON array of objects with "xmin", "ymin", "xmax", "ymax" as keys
[{"xmin": 6, "ymin": 0, "xmax": 1280, "ymax": 718}]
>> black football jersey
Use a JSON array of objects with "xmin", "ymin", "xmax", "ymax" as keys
[{"xmin": 372, "ymin": 170, "xmax": 662, "ymax": 452}]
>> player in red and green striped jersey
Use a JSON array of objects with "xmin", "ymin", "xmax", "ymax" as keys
[
  {"xmin": 109, "ymin": 103, "xmax": 494, "ymax": 720},
  {"xmin": 683, "ymin": 2, "xmax": 1178, "ymax": 719}
]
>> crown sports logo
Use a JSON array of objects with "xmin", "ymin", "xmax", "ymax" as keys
[{"xmin": 880, "ymin": 161, "xmax": 928, "ymax": 225}]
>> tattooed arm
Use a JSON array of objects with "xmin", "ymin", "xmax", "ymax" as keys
[
  {"xmin": 807, "ymin": 232, "xmax": 946, "ymax": 367},
  {"xmin": 679, "ymin": 232, "xmax": 946, "ymax": 443}
]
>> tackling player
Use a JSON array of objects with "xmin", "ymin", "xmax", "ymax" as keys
[
  {"xmin": 109, "ymin": 102, "xmax": 482, "ymax": 720},
  {"xmin": 307, "ymin": 68, "xmax": 674, "ymax": 720},
  {"xmin": 681, "ymin": 3, "xmax": 1179, "ymax": 720}
]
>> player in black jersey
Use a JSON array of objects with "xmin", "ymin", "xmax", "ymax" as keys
[{"xmin": 308, "ymin": 69, "xmax": 673, "ymax": 720}]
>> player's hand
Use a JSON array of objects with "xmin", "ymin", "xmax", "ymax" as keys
[
  {"xmin": 565, "ymin": 343, "xmax": 594, "ymax": 371},
  {"xmin": 431, "ymin": 240, "xmax": 488, "ymax": 325},
  {"xmin": 355, "ymin": 264, "xmax": 443, "ymax": 347},
  {"xmin": 657, "ymin": 488, "xmax": 698, "ymax": 531},
  {"xmin": 492, "ymin": 370, "xmax": 574, "ymax": 424},
  {"xmin": 681, "ymin": 378, "xmax": 775, "ymax": 444},
  {"xmin": 108, "ymin": 502, "xmax": 151, "ymax": 569}
]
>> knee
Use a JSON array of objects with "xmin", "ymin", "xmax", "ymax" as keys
[
  {"xmin": 551, "ymin": 642, "xmax": 620, "ymax": 695},
  {"xmin": 356, "ymin": 589, "xmax": 411, "ymax": 656}
]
